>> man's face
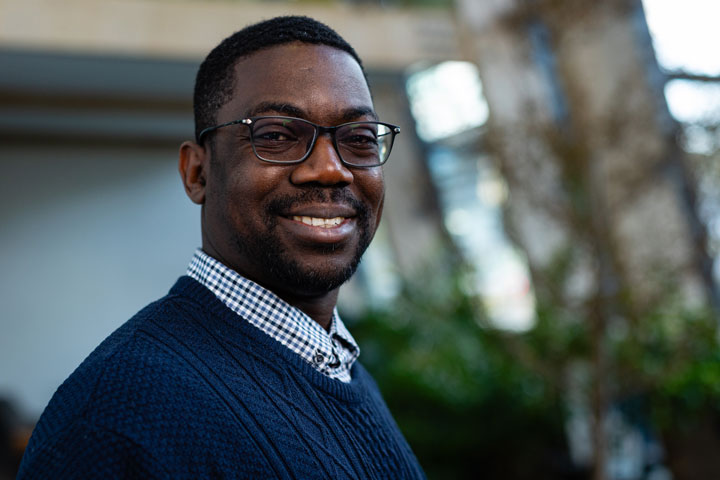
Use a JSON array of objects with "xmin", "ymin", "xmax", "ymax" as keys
[{"xmin": 200, "ymin": 43, "xmax": 385, "ymax": 299}]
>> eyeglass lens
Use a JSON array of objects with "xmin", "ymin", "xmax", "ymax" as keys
[{"xmin": 250, "ymin": 117, "xmax": 393, "ymax": 166}]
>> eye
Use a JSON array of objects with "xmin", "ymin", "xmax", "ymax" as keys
[
  {"xmin": 253, "ymin": 126, "xmax": 297, "ymax": 143},
  {"xmin": 251, "ymin": 118, "xmax": 313, "ymax": 149},
  {"xmin": 338, "ymin": 125, "xmax": 379, "ymax": 149}
]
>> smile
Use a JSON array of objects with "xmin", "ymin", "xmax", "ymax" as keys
[{"xmin": 292, "ymin": 216, "xmax": 345, "ymax": 228}]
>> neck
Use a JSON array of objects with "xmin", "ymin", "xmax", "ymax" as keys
[
  {"xmin": 199, "ymin": 241, "xmax": 341, "ymax": 331},
  {"xmin": 276, "ymin": 289, "xmax": 340, "ymax": 331}
]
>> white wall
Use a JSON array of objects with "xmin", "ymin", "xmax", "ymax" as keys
[{"xmin": 0, "ymin": 143, "xmax": 199, "ymax": 418}]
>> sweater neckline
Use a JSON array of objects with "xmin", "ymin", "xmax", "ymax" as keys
[{"xmin": 169, "ymin": 276, "xmax": 368, "ymax": 404}]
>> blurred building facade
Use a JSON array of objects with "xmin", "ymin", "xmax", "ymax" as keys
[{"xmin": 456, "ymin": 2, "xmax": 718, "ymax": 479}]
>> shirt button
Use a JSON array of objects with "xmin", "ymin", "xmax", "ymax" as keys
[{"xmin": 313, "ymin": 351, "xmax": 325, "ymax": 365}]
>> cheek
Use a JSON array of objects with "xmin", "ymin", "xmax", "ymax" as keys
[
  {"xmin": 204, "ymin": 163, "xmax": 251, "ymax": 230},
  {"xmin": 375, "ymin": 191, "xmax": 385, "ymax": 226},
  {"xmin": 362, "ymin": 170, "xmax": 385, "ymax": 216},
  {"xmin": 354, "ymin": 170, "xmax": 385, "ymax": 237},
  {"xmin": 228, "ymin": 166, "xmax": 292, "ymax": 219}
]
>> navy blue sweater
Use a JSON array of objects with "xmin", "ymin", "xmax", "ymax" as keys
[{"xmin": 19, "ymin": 276, "xmax": 425, "ymax": 479}]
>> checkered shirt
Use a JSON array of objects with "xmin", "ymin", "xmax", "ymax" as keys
[{"xmin": 186, "ymin": 249, "xmax": 360, "ymax": 383}]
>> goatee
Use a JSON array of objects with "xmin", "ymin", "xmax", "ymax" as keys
[{"xmin": 235, "ymin": 188, "xmax": 373, "ymax": 296}]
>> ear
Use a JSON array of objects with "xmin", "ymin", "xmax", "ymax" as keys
[{"xmin": 179, "ymin": 141, "xmax": 208, "ymax": 205}]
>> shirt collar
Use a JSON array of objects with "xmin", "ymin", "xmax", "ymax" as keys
[{"xmin": 186, "ymin": 249, "xmax": 359, "ymax": 382}]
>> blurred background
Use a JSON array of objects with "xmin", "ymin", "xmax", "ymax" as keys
[{"xmin": 1, "ymin": 0, "xmax": 719, "ymax": 479}]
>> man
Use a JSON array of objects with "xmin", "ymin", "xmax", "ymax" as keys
[{"xmin": 18, "ymin": 16, "xmax": 424, "ymax": 479}]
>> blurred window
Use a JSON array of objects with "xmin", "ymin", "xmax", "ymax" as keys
[
  {"xmin": 643, "ymin": 0, "xmax": 720, "ymax": 282},
  {"xmin": 406, "ymin": 61, "xmax": 536, "ymax": 331}
]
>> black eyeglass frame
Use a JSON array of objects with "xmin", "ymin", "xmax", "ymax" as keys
[{"xmin": 197, "ymin": 116, "xmax": 401, "ymax": 168}]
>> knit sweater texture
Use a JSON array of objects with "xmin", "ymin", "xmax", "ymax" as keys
[{"xmin": 18, "ymin": 276, "xmax": 425, "ymax": 479}]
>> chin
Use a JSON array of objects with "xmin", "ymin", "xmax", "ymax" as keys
[
  {"xmin": 271, "ymin": 257, "xmax": 361, "ymax": 296},
  {"xmin": 232, "ymin": 220, "xmax": 372, "ymax": 296}
]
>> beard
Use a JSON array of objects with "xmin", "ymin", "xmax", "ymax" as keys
[{"xmin": 233, "ymin": 188, "xmax": 374, "ymax": 296}]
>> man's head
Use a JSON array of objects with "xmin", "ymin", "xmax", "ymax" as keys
[
  {"xmin": 192, "ymin": 15, "xmax": 366, "ymax": 143},
  {"xmin": 179, "ymin": 16, "xmax": 391, "ymax": 305}
]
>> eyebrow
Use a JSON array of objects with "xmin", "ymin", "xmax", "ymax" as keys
[{"xmin": 244, "ymin": 102, "xmax": 378, "ymax": 123}]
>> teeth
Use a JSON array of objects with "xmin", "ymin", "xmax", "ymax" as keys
[{"xmin": 292, "ymin": 216, "xmax": 344, "ymax": 228}]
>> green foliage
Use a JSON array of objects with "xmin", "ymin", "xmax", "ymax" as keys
[
  {"xmin": 627, "ymin": 307, "xmax": 720, "ymax": 430},
  {"xmin": 348, "ymin": 269, "xmax": 575, "ymax": 480},
  {"xmin": 348, "ymin": 252, "xmax": 720, "ymax": 478}
]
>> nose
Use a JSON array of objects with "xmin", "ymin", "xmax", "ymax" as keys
[{"xmin": 289, "ymin": 134, "xmax": 354, "ymax": 186}]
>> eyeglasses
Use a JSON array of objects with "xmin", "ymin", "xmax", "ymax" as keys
[{"xmin": 197, "ymin": 116, "xmax": 401, "ymax": 167}]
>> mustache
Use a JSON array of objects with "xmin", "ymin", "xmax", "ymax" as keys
[{"xmin": 265, "ymin": 188, "xmax": 369, "ymax": 219}]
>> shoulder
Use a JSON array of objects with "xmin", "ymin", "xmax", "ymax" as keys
[
  {"xmin": 18, "ymin": 418, "xmax": 172, "ymax": 479},
  {"xmin": 23, "ymin": 290, "xmax": 207, "ymax": 436},
  {"xmin": 20, "ymin": 285, "xmax": 275, "ymax": 478}
]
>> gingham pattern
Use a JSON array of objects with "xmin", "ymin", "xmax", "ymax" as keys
[{"xmin": 186, "ymin": 249, "xmax": 359, "ymax": 383}]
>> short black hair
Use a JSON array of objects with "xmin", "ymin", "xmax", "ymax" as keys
[{"xmin": 193, "ymin": 15, "xmax": 365, "ymax": 142}]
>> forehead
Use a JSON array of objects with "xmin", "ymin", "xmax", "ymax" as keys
[{"xmin": 220, "ymin": 43, "xmax": 374, "ymax": 123}]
